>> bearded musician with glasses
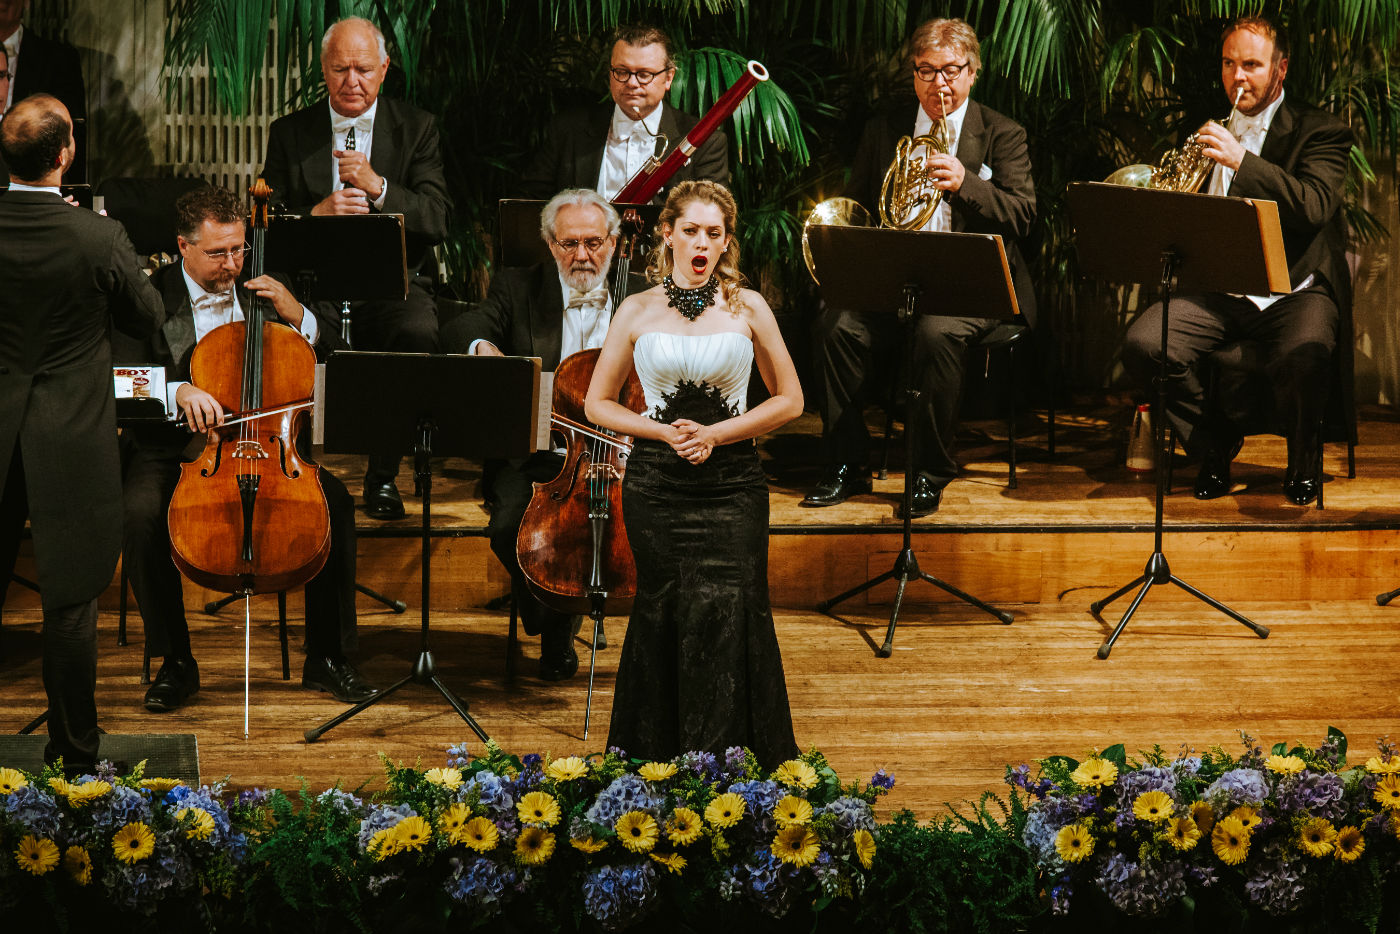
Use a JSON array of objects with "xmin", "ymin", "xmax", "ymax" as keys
[
  {"xmin": 805, "ymin": 17, "xmax": 1037, "ymax": 518},
  {"xmin": 521, "ymin": 24, "xmax": 729, "ymax": 201}
]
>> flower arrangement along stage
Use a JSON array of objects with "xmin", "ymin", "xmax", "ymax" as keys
[{"xmin": 1013, "ymin": 728, "xmax": 1400, "ymax": 929}]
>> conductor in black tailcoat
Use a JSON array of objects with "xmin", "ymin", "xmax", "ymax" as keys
[
  {"xmin": 0, "ymin": 94, "xmax": 164, "ymax": 773},
  {"xmin": 262, "ymin": 15, "xmax": 450, "ymax": 521},
  {"xmin": 447, "ymin": 189, "xmax": 647, "ymax": 681},
  {"xmin": 521, "ymin": 24, "xmax": 728, "ymax": 201},
  {"xmin": 805, "ymin": 18, "xmax": 1037, "ymax": 518}
]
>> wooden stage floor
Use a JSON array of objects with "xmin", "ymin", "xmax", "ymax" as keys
[{"xmin": 3, "ymin": 401, "xmax": 1400, "ymax": 819}]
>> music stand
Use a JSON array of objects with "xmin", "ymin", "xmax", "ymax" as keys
[
  {"xmin": 1067, "ymin": 181, "xmax": 1286, "ymax": 658},
  {"xmin": 807, "ymin": 226, "xmax": 1018, "ymax": 657},
  {"xmin": 305, "ymin": 351, "xmax": 541, "ymax": 742}
]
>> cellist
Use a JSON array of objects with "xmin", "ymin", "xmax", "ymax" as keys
[
  {"xmin": 447, "ymin": 189, "xmax": 648, "ymax": 681},
  {"xmin": 116, "ymin": 185, "xmax": 378, "ymax": 713}
]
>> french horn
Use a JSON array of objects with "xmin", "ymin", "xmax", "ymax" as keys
[{"xmin": 1106, "ymin": 87, "xmax": 1246, "ymax": 191}]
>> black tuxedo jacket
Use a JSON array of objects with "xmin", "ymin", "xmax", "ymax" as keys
[
  {"xmin": 0, "ymin": 189, "xmax": 163, "ymax": 608},
  {"xmin": 11, "ymin": 30, "xmax": 86, "ymax": 120},
  {"xmin": 262, "ymin": 96, "xmax": 451, "ymax": 274},
  {"xmin": 1223, "ymin": 97, "xmax": 1353, "ymax": 310},
  {"xmin": 846, "ymin": 98, "xmax": 1038, "ymax": 326},
  {"xmin": 457, "ymin": 262, "xmax": 650, "ymax": 371},
  {"xmin": 521, "ymin": 101, "xmax": 729, "ymax": 201}
]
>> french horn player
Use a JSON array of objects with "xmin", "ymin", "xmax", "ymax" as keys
[
  {"xmin": 805, "ymin": 17, "xmax": 1037, "ymax": 518},
  {"xmin": 1120, "ymin": 15, "xmax": 1353, "ymax": 507}
]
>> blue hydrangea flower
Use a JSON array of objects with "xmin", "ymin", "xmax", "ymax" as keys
[
  {"xmin": 167, "ymin": 784, "xmax": 234, "ymax": 846},
  {"xmin": 584, "ymin": 774, "xmax": 666, "ymax": 828},
  {"xmin": 1203, "ymin": 768, "xmax": 1268, "ymax": 810},
  {"xmin": 1172, "ymin": 755, "xmax": 1203, "ymax": 777},
  {"xmin": 1022, "ymin": 796, "xmax": 1081, "ymax": 867},
  {"xmin": 462, "ymin": 770, "xmax": 516, "ymax": 822},
  {"xmin": 820, "ymin": 796, "xmax": 876, "ymax": 834},
  {"xmin": 1275, "ymin": 770, "xmax": 1346, "ymax": 821},
  {"xmin": 445, "ymin": 854, "xmax": 517, "ymax": 912},
  {"xmin": 747, "ymin": 850, "xmax": 798, "ymax": 918},
  {"xmin": 316, "ymin": 788, "xmax": 364, "ymax": 816},
  {"xmin": 729, "ymin": 779, "xmax": 783, "ymax": 835},
  {"xmin": 1243, "ymin": 842, "xmax": 1312, "ymax": 915},
  {"xmin": 5, "ymin": 783, "xmax": 62, "ymax": 838},
  {"xmin": 446, "ymin": 743, "xmax": 472, "ymax": 769},
  {"xmin": 358, "ymin": 802, "xmax": 415, "ymax": 851},
  {"xmin": 870, "ymin": 768, "xmax": 896, "ymax": 792},
  {"xmin": 582, "ymin": 860, "xmax": 658, "ymax": 930},
  {"xmin": 1095, "ymin": 853, "xmax": 1187, "ymax": 917}
]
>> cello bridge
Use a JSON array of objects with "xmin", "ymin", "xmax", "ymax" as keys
[
  {"xmin": 588, "ymin": 464, "xmax": 623, "ymax": 482},
  {"xmin": 232, "ymin": 441, "xmax": 270, "ymax": 459}
]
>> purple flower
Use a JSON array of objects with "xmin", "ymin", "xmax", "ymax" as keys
[
  {"xmin": 1114, "ymin": 766, "xmax": 1178, "ymax": 809},
  {"xmin": 1022, "ymin": 796, "xmax": 1081, "ymax": 866},
  {"xmin": 1243, "ymin": 843, "xmax": 1312, "ymax": 915},
  {"xmin": 1203, "ymin": 768, "xmax": 1268, "ymax": 809},
  {"xmin": 820, "ymin": 796, "xmax": 876, "ymax": 834},
  {"xmin": 236, "ymin": 788, "xmax": 269, "ymax": 807},
  {"xmin": 522, "ymin": 753, "xmax": 542, "ymax": 769},
  {"xmin": 1095, "ymin": 853, "xmax": 1187, "ymax": 917},
  {"xmin": 1049, "ymin": 872, "xmax": 1074, "ymax": 915},
  {"xmin": 1172, "ymin": 756, "xmax": 1202, "ymax": 777},
  {"xmin": 677, "ymin": 750, "xmax": 719, "ymax": 782},
  {"xmin": 446, "ymin": 743, "xmax": 472, "ymax": 769},
  {"xmin": 871, "ymin": 768, "xmax": 896, "ymax": 792},
  {"xmin": 724, "ymin": 746, "xmax": 749, "ymax": 779},
  {"xmin": 1275, "ymin": 770, "xmax": 1346, "ymax": 820}
]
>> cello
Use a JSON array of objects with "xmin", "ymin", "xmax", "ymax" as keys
[{"xmin": 167, "ymin": 179, "xmax": 331, "ymax": 596}]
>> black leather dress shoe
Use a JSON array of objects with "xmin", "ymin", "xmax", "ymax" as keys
[
  {"xmin": 1193, "ymin": 437, "xmax": 1243, "ymax": 500},
  {"xmin": 144, "ymin": 657, "xmax": 200, "ymax": 712},
  {"xmin": 363, "ymin": 480, "xmax": 406, "ymax": 520},
  {"xmin": 1283, "ymin": 472, "xmax": 1320, "ymax": 506},
  {"xmin": 896, "ymin": 476, "xmax": 942, "ymax": 519},
  {"xmin": 802, "ymin": 464, "xmax": 872, "ymax": 507},
  {"xmin": 303, "ymin": 656, "xmax": 379, "ymax": 704},
  {"xmin": 539, "ymin": 645, "xmax": 579, "ymax": 682}
]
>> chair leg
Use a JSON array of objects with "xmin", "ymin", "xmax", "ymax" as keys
[
  {"xmin": 506, "ymin": 593, "xmax": 518, "ymax": 683},
  {"xmin": 1046, "ymin": 397, "xmax": 1056, "ymax": 458},
  {"xmin": 1347, "ymin": 440, "xmax": 1355, "ymax": 479},
  {"xmin": 279, "ymin": 590, "xmax": 290, "ymax": 680},
  {"xmin": 1006, "ymin": 345, "xmax": 1018, "ymax": 489},
  {"xmin": 877, "ymin": 410, "xmax": 894, "ymax": 481},
  {"xmin": 1316, "ymin": 435, "xmax": 1325, "ymax": 511},
  {"xmin": 1164, "ymin": 424, "xmax": 1175, "ymax": 494}
]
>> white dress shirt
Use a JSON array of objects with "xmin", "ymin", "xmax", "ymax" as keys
[
  {"xmin": 166, "ymin": 263, "xmax": 319, "ymax": 412},
  {"xmin": 467, "ymin": 276, "xmax": 614, "ymax": 362},
  {"xmin": 8, "ymin": 180, "xmax": 58, "ymax": 195},
  {"xmin": 912, "ymin": 98, "xmax": 968, "ymax": 233},
  {"xmin": 2, "ymin": 25, "xmax": 22, "ymax": 113},
  {"xmin": 1206, "ymin": 90, "xmax": 1309, "ymax": 306},
  {"xmin": 329, "ymin": 99, "xmax": 387, "ymax": 210},
  {"xmin": 597, "ymin": 103, "xmax": 665, "ymax": 200}
]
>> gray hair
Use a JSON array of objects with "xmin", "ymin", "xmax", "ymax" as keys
[
  {"xmin": 321, "ymin": 17, "xmax": 388, "ymax": 64},
  {"xmin": 539, "ymin": 188, "xmax": 621, "ymax": 242}
]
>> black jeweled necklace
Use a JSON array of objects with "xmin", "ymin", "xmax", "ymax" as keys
[{"xmin": 662, "ymin": 274, "xmax": 719, "ymax": 321}]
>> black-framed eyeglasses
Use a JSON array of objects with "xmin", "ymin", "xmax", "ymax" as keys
[
  {"xmin": 0, "ymin": 70, "xmax": 9, "ymax": 80},
  {"xmin": 201, "ymin": 243, "xmax": 251, "ymax": 261},
  {"xmin": 609, "ymin": 66, "xmax": 672, "ymax": 86},
  {"xmin": 914, "ymin": 61, "xmax": 970, "ymax": 82},
  {"xmin": 552, "ymin": 237, "xmax": 608, "ymax": 253}
]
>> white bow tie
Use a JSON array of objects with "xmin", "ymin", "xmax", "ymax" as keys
[
  {"xmin": 331, "ymin": 112, "xmax": 373, "ymax": 137},
  {"xmin": 566, "ymin": 286, "xmax": 608, "ymax": 310},
  {"xmin": 195, "ymin": 290, "xmax": 234, "ymax": 310}
]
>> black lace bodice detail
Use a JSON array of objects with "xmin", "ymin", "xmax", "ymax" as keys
[{"xmin": 649, "ymin": 378, "xmax": 741, "ymax": 426}]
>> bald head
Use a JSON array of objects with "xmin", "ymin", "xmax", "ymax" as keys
[
  {"xmin": 0, "ymin": 94, "xmax": 74, "ymax": 184},
  {"xmin": 320, "ymin": 17, "xmax": 390, "ymax": 118}
]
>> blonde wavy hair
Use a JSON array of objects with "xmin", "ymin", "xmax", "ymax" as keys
[{"xmin": 646, "ymin": 180, "xmax": 747, "ymax": 313}]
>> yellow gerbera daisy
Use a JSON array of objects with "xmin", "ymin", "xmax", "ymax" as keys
[
  {"xmin": 1071, "ymin": 758, "xmax": 1118, "ymax": 788},
  {"xmin": 176, "ymin": 806, "xmax": 216, "ymax": 841},
  {"xmin": 0, "ymin": 767, "xmax": 28, "ymax": 795},
  {"xmin": 771, "ymin": 825, "xmax": 821, "ymax": 867},
  {"xmin": 367, "ymin": 827, "xmax": 400, "ymax": 860},
  {"xmin": 1334, "ymin": 826, "xmax": 1365, "ymax": 863},
  {"xmin": 650, "ymin": 851, "xmax": 687, "ymax": 874},
  {"xmin": 639, "ymin": 761, "xmax": 678, "ymax": 783},
  {"xmin": 615, "ymin": 810, "xmax": 660, "ymax": 853},
  {"xmin": 440, "ymin": 803, "xmax": 470, "ymax": 844},
  {"xmin": 773, "ymin": 795, "xmax": 814, "ymax": 828},
  {"xmin": 517, "ymin": 791, "xmax": 561, "ymax": 827},
  {"xmin": 1264, "ymin": 754, "xmax": 1306, "ymax": 775},
  {"xmin": 139, "ymin": 777, "xmax": 182, "ymax": 794},
  {"xmin": 14, "ymin": 835, "xmax": 60, "ymax": 876},
  {"xmin": 1190, "ymin": 801, "xmax": 1216, "ymax": 836},
  {"xmin": 1211, "ymin": 817, "xmax": 1250, "ymax": 866},
  {"xmin": 1166, "ymin": 816, "xmax": 1201, "ymax": 851},
  {"xmin": 1228, "ymin": 805, "xmax": 1261, "ymax": 833},
  {"xmin": 47, "ymin": 777, "xmax": 75, "ymax": 797},
  {"xmin": 1298, "ymin": 817, "xmax": 1336, "ymax": 858},
  {"xmin": 63, "ymin": 845, "xmax": 92, "ymax": 885},
  {"xmin": 1365, "ymin": 755, "xmax": 1400, "ymax": 774},
  {"xmin": 424, "ymin": 767, "xmax": 463, "ymax": 790},
  {"xmin": 66, "ymin": 780, "xmax": 113, "ymax": 806},
  {"xmin": 853, "ymin": 828, "xmax": 877, "ymax": 870},
  {"xmin": 514, "ymin": 826, "xmax": 556, "ymax": 865},
  {"xmin": 393, "ymin": 816, "xmax": 433, "ymax": 850},
  {"xmin": 462, "ymin": 816, "xmax": 499, "ymax": 853},
  {"xmin": 112, "ymin": 822, "xmax": 156, "ymax": 864},
  {"xmin": 1374, "ymin": 774, "xmax": 1400, "ymax": 809},
  {"xmin": 1133, "ymin": 791, "xmax": 1175, "ymax": 822},
  {"xmin": 666, "ymin": 807, "xmax": 703, "ymax": 846},
  {"xmin": 774, "ymin": 760, "xmax": 819, "ymax": 790},
  {"xmin": 545, "ymin": 756, "xmax": 590, "ymax": 782},
  {"xmin": 571, "ymin": 835, "xmax": 610, "ymax": 854},
  {"xmin": 1054, "ymin": 824, "xmax": 1094, "ymax": 863},
  {"xmin": 705, "ymin": 793, "xmax": 746, "ymax": 828}
]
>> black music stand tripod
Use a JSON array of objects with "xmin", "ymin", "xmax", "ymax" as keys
[
  {"xmin": 305, "ymin": 351, "xmax": 542, "ymax": 742},
  {"xmin": 806, "ymin": 225, "xmax": 1018, "ymax": 657},
  {"xmin": 1067, "ymin": 183, "xmax": 1279, "ymax": 658}
]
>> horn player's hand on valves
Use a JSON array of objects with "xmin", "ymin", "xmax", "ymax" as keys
[
  {"xmin": 924, "ymin": 152, "xmax": 966, "ymax": 193},
  {"xmin": 1195, "ymin": 121, "xmax": 1246, "ymax": 172}
]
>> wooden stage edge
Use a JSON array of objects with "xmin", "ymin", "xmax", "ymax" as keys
[{"xmin": 2, "ymin": 403, "xmax": 1399, "ymax": 818}]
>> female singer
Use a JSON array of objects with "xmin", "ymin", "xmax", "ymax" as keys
[{"xmin": 584, "ymin": 180, "xmax": 803, "ymax": 767}]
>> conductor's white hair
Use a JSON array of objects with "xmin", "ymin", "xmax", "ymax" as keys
[
  {"xmin": 321, "ymin": 17, "xmax": 388, "ymax": 63},
  {"xmin": 540, "ymin": 188, "xmax": 622, "ymax": 241}
]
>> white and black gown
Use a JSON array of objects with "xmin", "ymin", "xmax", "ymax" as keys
[{"xmin": 607, "ymin": 331, "xmax": 799, "ymax": 768}]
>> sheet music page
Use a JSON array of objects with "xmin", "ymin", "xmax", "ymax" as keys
[
  {"xmin": 536, "ymin": 370, "xmax": 553, "ymax": 451},
  {"xmin": 312, "ymin": 363, "xmax": 326, "ymax": 446}
]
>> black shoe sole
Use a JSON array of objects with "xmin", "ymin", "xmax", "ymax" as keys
[{"xmin": 302, "ymin": 678, "xmax": 377, "ymax": 704}]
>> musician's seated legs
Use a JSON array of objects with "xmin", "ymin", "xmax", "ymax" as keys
[
  {"xmin": 803, "ymin": 306, "xmax": 885, "ymax": 506},
  {"xmin": 344, "ymin": 278, "xmax": 442, "ymax": 520},
  {"xmin": 121, "ymin": 443, "xmax": 200, "ymax": 711},
  {"xmin": 302, "ymin": 470, "xmax": 378, "ymax": 703},
  {"xmin": 908, "ymin": 314, "xmax": 998, "ymax": 512},
  {"xmin": 484, "ymin": 454, "xmax": 578, "ymax": 680}
]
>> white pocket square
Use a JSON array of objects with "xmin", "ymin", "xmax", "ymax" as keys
[{"xmin": 978, "ymin": 163, "xmax": 993, "ymax": 181}]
